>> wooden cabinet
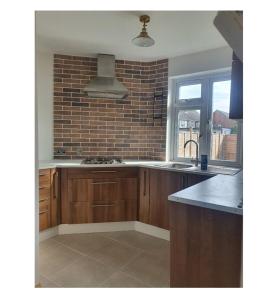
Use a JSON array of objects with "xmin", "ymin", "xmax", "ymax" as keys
[
  {"xmin": 138, "ymin": 168, "xmax": 213, "ymax": 230},
  {"xmin": 170, "ymin": 202, "xmax": 242, "ymax": 287},
  {"xmin": 138, "ymin": 168, "xmax": 150, "ymax": 224},
  {"xmin": 39, "ymin": 168, "xmax": 60, "ymax": 231},
  {"xmin": 149, "ymin": 169, "xmax": 182, "ymax": 230},
  {"xmin": 50, "ymin": 168, "xmax": 60, "ymax": 227},
  {"xmin": 61, "ymin": 168, "xmax": 138, "ymax": 224}
]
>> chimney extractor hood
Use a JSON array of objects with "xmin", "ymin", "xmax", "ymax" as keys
[{"xmin": 83, "ymin": 54, "xmax": 129, "ymax": 99}]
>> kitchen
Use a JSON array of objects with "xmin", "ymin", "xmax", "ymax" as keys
[{"xmin": 36, "ymin": 10, "xmax": 243, "ymax": 288}]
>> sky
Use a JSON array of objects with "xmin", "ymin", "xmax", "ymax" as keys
[
  {"xmin": 179, "ymin": 80, "xmax": 231, "ymax": 113},
  {"xmin": 212, "ymin": 80, "xmax": 231, "ymax": 113}
]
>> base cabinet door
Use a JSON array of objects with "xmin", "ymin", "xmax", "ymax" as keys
[
  {"xmin": 61, "ymin": 168, "xmax": 138, "ymax": 224},
  {"xmin": 138, "ymin": 168, "xmax": 150, "ymax": 224},
  {"xmin": 39, "ymin": 169, "xmax": 51, "ymax": 231},
  {"xmin": 149, "ymin": 169, "xmax": 182, "ymax": 230},
  {"xmin": 138, "ymin": 168, "xmax": 213, "ymax": 230},
  {"xmin": 39, "ymin": 201, "xmax": 51, "ymax": 231},
  {"xmin": 170, "ymin": 201, "xmax": 242, "ymax": 287}
]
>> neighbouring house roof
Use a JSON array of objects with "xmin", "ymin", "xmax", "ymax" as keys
[{"xmin": 213, "ymin": 110, "xmax": 237, "ymax": 129}]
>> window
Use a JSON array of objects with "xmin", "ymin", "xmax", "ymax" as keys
[
  {"xmin": 179, "ymin": 83, "xmax": 201, "ymax": 100},
  {"xmin": 210, "ymin": 80, "xmax": 239, "ymax": 162},
  {"xmin": 177, "ymin": 109, "xmax": 200, "ymax": 159},
  {"xmin": 170, "ymin": 71, "xmax": 242, "ymax": 167}
]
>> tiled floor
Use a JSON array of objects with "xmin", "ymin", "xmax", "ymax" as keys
[{"xmin": 39, "ymin": 231, "xmax": 170, "ymax": 288}]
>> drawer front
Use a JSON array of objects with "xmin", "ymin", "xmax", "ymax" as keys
[
  {"xmin": 70, "ymin": 202, "xmax": 127, "ymax": 224},
  {"xmin": 39, "ymin": 169, "xmax": 51, "ymax": 187},
  {"xmin": 39, "ymin": 200, "xmax": 50, "ymax": 213},
  {"xmin": 90, "ymin": 202, "xmax": 126, "ymax": 223},
  {"xmin": 39, "ymin": 200, "xmax": 50, "ymax": 231},
  {"xmin": 67, "ymin": 167, "xmax": 138, "ymax": 179},
  {"xmin": 39, "ymin": 186, "xmax": 50, "ymax": 201},
  {"xmin": 39, "ymin": 211, "xmax": 50, "ymax": 231},
  {"xmin": 91, "ymin": 179, "xmax": 119, "ymax": 206}
]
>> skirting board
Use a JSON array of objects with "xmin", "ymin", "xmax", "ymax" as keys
[
  {"xmin": 134, "ymin": 221, "xmax": 170, "ymax": 240},
  {"xmin": 39, "ymin": 221, "xmax": 170, "ymax": 241},
  {"xmin": 58, "ymin": 221, "xmax": 135, "ymax": 235},
  {"xmin": 39, "ymin": 226, "xmax": 59, "ymax": 242}
]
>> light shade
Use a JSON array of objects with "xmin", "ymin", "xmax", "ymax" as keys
[
  {"xmin": 132, "ymin": 35, "xmax": 155, "ymax": 47},
  {"xmin": 132, "ymin": 15, "xmax": 155, "ymax": 47}
]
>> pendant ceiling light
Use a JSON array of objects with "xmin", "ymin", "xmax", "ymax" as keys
[{"xmin": 132, "ymin": 15, "xmax": 155, "ymax": 47}]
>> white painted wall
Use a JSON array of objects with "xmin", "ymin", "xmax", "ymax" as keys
[
  {"xmin": 169, "ymin": 46, "xmax": 232, "ymax": 77},
  {"xmin": 36, "ymin": 50, "xmax": 53, "ymax": 160}
]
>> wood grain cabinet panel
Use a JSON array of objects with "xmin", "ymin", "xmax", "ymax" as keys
[
  {"xmin": 138, "ymin": 168, "xmax": 213, "ymax": 230},
  {"xmin": 149, "ymin": 169, "xmax": 182, "ymax": 230},
  {"xmin": 39, "ymin": 168, "xmax": 60, "ymax": 231},
  {"xmin": 61, "ymin": 168, "xmax": 138, "ymax": 224},
  {"xmin": 39, "ymin": 199, "xmax": 50, "ymax": 231},
  {"xmin": 50, "ymin": 168, "xmax": 60, "ymax": 227},
  {"xmin": 170, "ymin": 201, "xmax": 242, "ymax": 287},
  {"xmin": 138, "ymin": 168, "xmax": 150, "ymax": 224}
]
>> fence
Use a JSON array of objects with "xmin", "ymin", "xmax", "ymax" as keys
[{"xmin": 178, "ymin": 130, "xmax": 237, "ymax": 161}]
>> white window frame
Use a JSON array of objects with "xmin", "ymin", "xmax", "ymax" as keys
[{"xmin": 168, "ymin": 69, "xmax": 243, "ymax": 168}]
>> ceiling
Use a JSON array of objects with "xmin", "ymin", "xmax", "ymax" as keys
[{"xmin": 36, "ymin": 11, "xmax": 227, "ymax": 61}]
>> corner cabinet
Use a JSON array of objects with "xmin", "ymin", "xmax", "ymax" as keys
[
  {"xmin": 60, "ymin": 168, "xmax": 138, "ymax": 224},
  {"xmin": 138, "ymin": 168, "xmax": 212, "ymax": 230}
]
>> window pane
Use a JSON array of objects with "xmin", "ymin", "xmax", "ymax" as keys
[
  {"xmin": 177, "ymin": 110, "xmax": 200, "ymax": 158},
  {"xmin": 210, "ymin": 80, "xmax": 238, "ymax": 161},
  {"xmin": 179, "ymin": 84, "xmax": 201, "ymax": 100}
]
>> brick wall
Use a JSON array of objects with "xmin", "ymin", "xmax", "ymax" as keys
[{"xmin": 53, "ymin": 54, "xmax": 168, "ymax": 160}]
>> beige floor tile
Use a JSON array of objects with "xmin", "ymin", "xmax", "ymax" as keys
[
  {"xmin": 87, "ymin": 239, "xmax": 142, "ymax": 268},
  {"xmin": 101, "ymin": 271, "xmax": 149, "ymax": 288},
  {"xmin": 100, "ymin": 231, "xmax": 170, "ymax": 260},
  {"xmin": 39, "ymin": 244, "xmax": 83, "ymax": 278},
  {"xmin": 53, "ymin": 233, "xmax": 112, "ymax": 255},
  {"xmin": 39, "ymin": 275, "xmax": 59, "ymax": 288},
  {"xmin": 50, "ymin": 256, "xmax": 116, "ymax": 287},
  {"xmin": 39, "ymin": 237, "xmax": 61, "ymax": 254},
  {"xmin": 122, "ymin": 252, "xmax": 170, "ymax": 287}
]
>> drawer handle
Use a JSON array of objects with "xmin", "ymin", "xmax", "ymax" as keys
[
  {"xmin": 39, "ymin": 210, "xmax": 48, "ymax": 214},
  {"xmin": 144, "ymin": 170, "xmax": 146, "ymax": 196},
  {"xmin": 39, "ymin": 186, "xmax": 48, "ymax": 190},
  {"xmin": 39, "ymin": 173, "xmax": 48, "ymax": 177},
  {"xmin": 39, "ymin": 199, "xmax": 48, "ymax": 202},
  {"xmin": 90, "ymin": 171, "xmax": 117, "ymax": 173},
  {"xmin": 92, "ymin": 204, "xmax": 115, "ymax": 207},
  {"xmin": 91, "ymin": 181, "xmax": 117, "ymax": 185}
]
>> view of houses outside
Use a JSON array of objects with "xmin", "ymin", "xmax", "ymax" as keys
[{"xmin": 177, "ymin": 80, "xmax": 238, "ymax": 161}]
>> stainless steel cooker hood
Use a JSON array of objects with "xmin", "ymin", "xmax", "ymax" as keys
[{"xmin": 83, "ymin": 54, "xmax": 128, "ymax": 99}]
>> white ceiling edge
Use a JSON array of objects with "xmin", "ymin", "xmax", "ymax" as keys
[{"xmin": 36, "ymin": 41, "xmax": 231, "ymax": 66}]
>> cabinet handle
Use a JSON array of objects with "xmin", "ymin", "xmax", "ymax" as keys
[
  {"xmin": 91, "ymin": 181, "xmax": 117, "ymax": 185},
  {"xmin": 53, "ymin": 171, "xmax": 58, "ymax": 198},
  {"xmin": 144, "ymin": 170, "xmax": 146, "ymax": 196},
  {"xmin": 92, "ymin": 204, "xmax": 115, "ymax": 207},
  {"xmin": 39, "ymin": 198, "xmax": 48, "ymax": 202},
  {"xmin": 90, "ymin": 170, "xmax": 117, "ymax": 173},
  {"xmin": 39, "ymin": 210, "xmax": 48, "ymax": 214},
  {"xmin": 39, "ymin": 173, "xmax": 47, "ymax": 177},
  {"xmin": 39, "ymin": 186, "xmax": 48, "ymax": 190}
]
